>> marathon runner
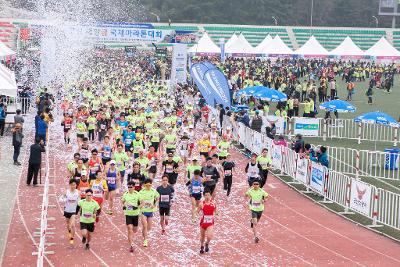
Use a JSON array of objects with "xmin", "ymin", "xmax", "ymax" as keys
[
  {"xmin": 257, "ymin": 148, "xmax": 272, "ymax": 188},
  {"xmin": 245, "ymin": 153, "xmax": 263, "ymax": 187},
  {"xmin": 78, "ymin": 189, "xmax": 100, "ymax": 250},
  {"xmin": 156, "ymin": 175, "xmax": 175, "ymax": 234},
  {"xmin": 245, "ymin": 180, "xmax": 268, "ymax": 243},
  {"xmin": 61, "ymin": 178, "xmax": 80, "ymax": 245},
  {"xmin": 122, "ymin": 181, "xmax": 140, "ymax": 253},
  {"xmin": 104, "ymin": 160, "xmax": 121, "ymax": 214},
  {"xmin": 199, "ymin": 190, "xmax": 216, "ymax": 254},
  {"xmin": 189, "ymin": 169, "xmax": 204, "ymax": 223},
  {"xmin": 90, "ymin": 171, "xmax": 108, "ymax": 222},
  {"xmin": 139, "ymin": 179, "xmax": 160, "ymax": 247}
]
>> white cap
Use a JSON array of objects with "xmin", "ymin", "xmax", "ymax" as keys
[
  {"xmin": 81, "ymin": 170, "xmax": 87, "ymax": 176},
  {"xmin": 110, "ymin": 160, "xmax": 116, "ymax": 165}
]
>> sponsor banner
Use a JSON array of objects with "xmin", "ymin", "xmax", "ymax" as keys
[
  {"xmin": 190, "ymin": 63, "xmax": 214, "ymax": 106},
  {"xmin": 202, "ymin": 61, "xmax": 216, "ymax": 70},
  {"xmin": 349, "ymin": 179, "xmax": 372, "ymax": 216},
  {"xmin": 172, "ymin": 30, "xmax": 198, "ymax": 44},
  {"xmin": 272, "ymin": 145, "xmax": 282, "ymax": 169},
  {"xmin": 252, "ymin": 130, "xmax": 263, "ymax": 155},
  {"xmin": 294, "ymin": 118, "xmax": 319, "ymax": 136},
  {"xmin": 309, "ymin": 161, "xmax": 326, "ymax": 194},
  {"xmin": 220, "ymin": 38, "xmax": 226, "ymax": 63},
  {"xmin": 203, "ymin": 68, "xmax": 231, "ymax": 108},
  {"xmin": 238, "ymin": 123, "xmax": 246, "ymax": 145},
  {"xmin": 295, "ymin": 157, "xmax": 309, "ymax": 184},
  {"xmin": 170, "ymin": 43, "xmax": 187, "ymax": 85},
  {"xmin": 263, "ymin": 115, "xmax": 285, "ymax": 135}
]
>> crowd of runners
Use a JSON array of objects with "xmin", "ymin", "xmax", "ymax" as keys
[{"xmin": 56, "ymin": 50, "xmax": 271, "ymax": 254}]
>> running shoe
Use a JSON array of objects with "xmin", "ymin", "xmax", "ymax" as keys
[
  {"xmin": 165, "ymin": 220, "xmax": 168, "ymax": 226},
  {"xmin": 255, "ymin": 237, "xmax": 260, "ymax": 243},
  {"xmin": 105, "ymin": 210, "xmax": 113, "ymax": 215},
  {"xmin": 161, "ymin": 229, "xmax": 166, "ymax": 235},
  {"xmin": 143, "ymin": 239, "xmax": 148, "ymax": 247},
  {"xmin": 82, "ymin": 237, "xmax": 86, "ymax": 244},
  {"xmin": 200, "ymin": 246, "xmax": 205, "ymax": 254},
  {"xmin": 96, "ymin": 217, "xmax": 99, "ymax": 223},
  {"xmin": 205, "ymin": 243, "xmax": 209, "ymax": 252},
  {"xmin": 191, "ymin": 218, "xmax": 197, "ymax": 224},
  {"xmin": 250, "ymin": 220, "xmax": 253, "ymax": 228},
  {"xmin": 69, "ymin": 238, "xmax": 74, "ymax": 245},
  {"xmin": 85, "ymin": 243, "xmax": 90, "ymax": 250},
  {"xmin": 129, "ymin": 246, "xmax": 134, "ymax": 253}
]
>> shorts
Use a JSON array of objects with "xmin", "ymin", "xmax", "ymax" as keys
[
  {"xmin": 180, "ymin": 150, "xmax": 188, "ymax": 157},
  {"xmin": 200, "ymin": 152, "xmax": 209, "ymax": 158},
  {"xmin": 189, "ymin": 143, "xmax": 194, "ymax": 150},
  {"xmin": 125, "ymin": 215, "xmax": 139, "ymax": 226},
  {"xmin": 191, "ymin": 193, "xmax": 202, "ymax": 201},
  {"xmin": 133, "ymin": 153, "xmax": 139, "ymax": 159},
  {"xmin": 93, "ymin": 197, "xmax": 103, "ymax": 206},
  {"xmin": 211, "ymin": 146, "xmax": 217, "ymax": 150},
  {"xmin": 251, "ymin": 210, "xmax": 263, "ymax": 220},
  {"xmin": 204, "ymin": 184, "xmax": 216, "ymax": 195},
  {"xmin": 108, "ymin": 186, "xmax": 117, "ymax": 192},
  {"xmin": 102, "ymin": 158, "xmax": 111, "ymax": 165},
  {"xmin": 64, "ymin": 211, "xmax": 76, "ymax": 219},
  {"xmin": 166, "ymin": 173, "xmax": 178, "ymax": 185},
  {"xmin": 218, "ymin": 156, "xmax": 227, "ymax": 160},
  {"xmin": 77, "ymin": 134, "xmax": 84, "ymax": 139},
  {"xmin": 200, "ymin": 223, "xmax": 213, "ymax": 230},
  {"xmin": 159, "ymin": 207, "xmax": 170, "ymax": 216},
  {"xmin": 166, "ymin": 147, "xmax": 174, "ymax": 154},
  {"xmin": 125, "ymin": 146, "xmax": 131, "ymax": 152},
  {"xmin": 142, "ymin": 211, "xmax": 154, "ymax": 218},
  {"xmin": 149, "ymin": 165, "xmax": 157, "ymax": 174},
  {"xmin": 64, "ymin": 128, "xmax": 71, "ymax": 133},
  {"xmin": 80, "ymin": 222, "xmax": 95, "ymax": 232}
]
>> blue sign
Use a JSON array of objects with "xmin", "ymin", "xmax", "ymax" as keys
[
  {"xmin": 220, "ymin": 39, "xmax": 225, "ymax": 63},
  {"xmin": 203, "ymin": 68, "xmax": 231, "ymax": 108},
  {"xmin": 202, "ymin": 61, "xmax": 216, "ymax": 70},
  {"xmin": 190, "ymin": 63, "xmax": 214, "ymax": 106}
]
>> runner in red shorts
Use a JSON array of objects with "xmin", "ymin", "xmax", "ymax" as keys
[{"xmin": 199, "ymin": 189, "xmax": 216, "ymax": 254}]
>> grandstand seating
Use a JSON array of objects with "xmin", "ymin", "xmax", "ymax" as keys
[{"xmin": 293, "ymin": 28, "xmax": 386, "ymax": 51}]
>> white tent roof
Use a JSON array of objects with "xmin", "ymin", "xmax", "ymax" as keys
[
  {"xmin": 188, "ymin": 32, "xmax": 220, "ymax": 54},
  {"xmin": 255, "ymin": 34, "xmax": 272, "ymax": 53},
  {"xmin": 329, "ymin": 36, "xmax": 365, "ymax": 56},
  {"xmin": 295, "ymin": 36, "xmax": 328, "ymax": 56},
  {"xmin": 0, "ymin": 40, "xmax": 15, "ymax": 57},
  {"xmin": 225, "ymin": 34, "xmax": 238, "ymax": 49},
  {"xmin": 0, "ymin": 64, "xmax": 17, "ymax": 97},
  {"xmin": 366, "ymin": 37, "xmax": 400, "ymax": 57},
  {"xmin": 261, "ymin": 35, "xmax": 293, "ymax": 55},
  {"xmin": 225, "ymin": 33, "xmax": 255, "ymax": 54}
]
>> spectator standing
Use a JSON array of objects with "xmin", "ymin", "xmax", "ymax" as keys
[
  {"xmin": 12, "ymin": 123, "xmax": 24, "ymax": 165},
  {"xmin": 14, "ymin": 109, "xmax": 24, "ymax": 130},
  {"xmin": 27, "ymin": 138, "xmax": 45, "ymax": 186},
  {"xmin": 0, "ymin": 103, "xmax": 6, "ymax": 136},
  {"xmin": 250, "ymin": 111, "xmax": 263, "ymax": 133}
]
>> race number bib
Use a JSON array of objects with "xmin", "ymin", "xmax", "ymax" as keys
[
  {"xmin": 143, "ymin": 200, "xmax": 152, "ymax": 209},
  {"xmin": 252, "ymin": 200, "xmax": 261, "ymax": 208},
  {"xmin": 192, "ymin": 186, "xmax": 201, "ymax": 194},
  {"xmin": 224, "ymin": 170, "xmax": 232, "ymax": 176},
  {"xmin": 160, "ymin": 195, "xmax": 170, "ymax": 202},
  {"xmin": 203, "ymin": 215, "xmax": 213, "ymax": 224},
  {"xmin": 83, "ymin": 213, "xmax": 93, "ymax": 218}
]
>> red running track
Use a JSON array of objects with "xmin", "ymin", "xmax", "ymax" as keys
[{"xmin": 2, "ymin": 132, "xmax": 400, "ymax": 267}]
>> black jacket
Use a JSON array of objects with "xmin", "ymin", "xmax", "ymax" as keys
[{"xmin": 28, "ymin": 143, "xmax": 45, "ymax": 164}]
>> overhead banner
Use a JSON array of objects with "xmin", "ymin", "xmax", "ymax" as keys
[
  {"xmin": 203, "ymin": 68, "xmax": 231, "ymax": 108},
  {"xmin": 295, "ymin": 157, "xmax": 309, "ymax": 184},
  {"xmin": 294, "ymin": 118, "xmax": 319, "ymax": 136},
  {"xmin": 310, "ymin": 161, "xmax": 326, "ymax": 194},
  {"xmin": 170, "ymin": 43, "xmax": 188, "ymax": 85},
  {"xmin": 190, "ymin": 63, "xmax": 214, "ymax": 106},
  {"xmin": 349, "ymin": 179, "xmax": 372, "ymax": 216}
]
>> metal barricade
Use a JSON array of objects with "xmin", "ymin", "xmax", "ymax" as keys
[
  {"xmin": 325, "ymin": 170, "xmax": 351, "ymax": 208},
  {"xmin": 377, "ymin": 189, "xmax": 400, "ymax": 229}
]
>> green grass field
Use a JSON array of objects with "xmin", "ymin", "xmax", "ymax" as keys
[{"xmin": 269, "ymin": 77, "xmax": 400, "ymax": 192}]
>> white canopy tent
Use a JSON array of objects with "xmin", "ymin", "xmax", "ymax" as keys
[
  {"xmin": 261, "ymin": 35, "xmax": 293, "ymax": 55},
  {"xmin": 295, "ymin": 36, "xmax": 328, "ymax": 56},
  {"xmin": 225, "ymin": 33, "xmax": 238, "ymax": 49},
  {"xmin": 225, "ymin": 33, "xmax": 255, "ymax": 54},
  {"xmin": 0, "ymin": 40, "xmax": 15, "ymax": 57},
  {"xmin": 0, "ymin": 64, "xmax": 17, "ymax": 97},
  {"xmin": 366, "ymin": 37, "xmax": 400, "ymax": 58},
  {"xmin": 255, "ymin": 34, "xmax": 272, "ymax": 53},
  {"xmin": 188, "ymin": 32, "xmax": 220, "ymax": 54},
  {"xmin": 329, "ymin": 36, "xmax": 365, "ymax": 57}
]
